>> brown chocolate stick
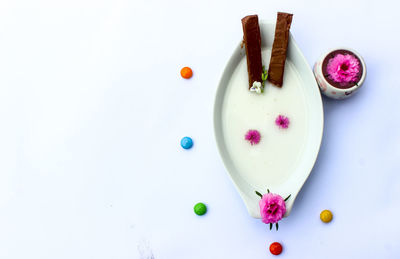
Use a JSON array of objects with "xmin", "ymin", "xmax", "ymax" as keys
[
  {"xmin": 241, "ymin": 15, "xmax": 263, "ymax": 89},
  {"xmin": 268, "ymin": 12, "xmax": 293, "ymax": 87}
]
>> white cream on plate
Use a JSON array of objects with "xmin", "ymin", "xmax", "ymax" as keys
[{"xmin": 221, "ymin": 49, "xmax": 309, "ymax": 191}]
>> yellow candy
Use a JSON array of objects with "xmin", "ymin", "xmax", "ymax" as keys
[{"xmin": 320, "ymin": 210, "xmax": 333, "ymax": 223}]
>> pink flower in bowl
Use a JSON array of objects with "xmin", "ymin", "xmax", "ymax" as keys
[
  {"xmin": 259, "ymin": 193, "xmax": 286, "ymax": 224},
  {"xmin": 326, "ymin": 54, "xmax": 360, "ymax": 85}
]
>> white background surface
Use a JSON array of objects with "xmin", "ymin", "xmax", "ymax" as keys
[{"xmin": 0, "ymin": 0, "xmax": 399, "ymax": 258}]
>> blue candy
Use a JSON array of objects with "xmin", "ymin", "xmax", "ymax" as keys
[{"xmin": 180, "ymin": 137, "xmax": 193, "ymax": 149}]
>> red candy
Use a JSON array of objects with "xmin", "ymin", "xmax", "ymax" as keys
[{"xmin": 269, "ymin": 242, "xmax": 283, "ymax": 255}]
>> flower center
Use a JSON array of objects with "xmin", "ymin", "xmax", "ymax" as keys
[
  {"xmin": 267, "ymin": 203, "xmax": 278, "ymax": 214},
  {"xmin": 340, "ymin": 63, "xmax": 349, "ymax": 71}
]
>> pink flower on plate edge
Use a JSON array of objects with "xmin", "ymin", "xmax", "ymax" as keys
[
  {"xmin": 275, "ymin": 115, "xmax": 290, "ymax": 129},
  {"xmin": 245, "ymin": 129, "xmax": 261, "ymax": 145},
  {"xmin": 255, "ymin": 190, "xmax": 291, "ymax": 230},
  {"xmin": 259, "ymin": 193, "xmax": 286, "ymax": 224}
]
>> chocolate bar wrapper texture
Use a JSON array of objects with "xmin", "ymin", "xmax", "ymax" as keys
[
  {"xmin": 241, "ymin": 15, "xmax": 263, "ymax": 89},
  {"xmin": 268, "ymin": 12, "xmax": 293, "ymax": 87}
]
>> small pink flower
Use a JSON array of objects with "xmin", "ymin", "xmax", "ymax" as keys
[
  {"xmin": 275, "ymin": 115, "xmax": 290, "ymax": 129},
  {"xmin": 245, "ymin": 130, "xmax": 261, "ymax": 145},
  {"xmin": 259, "ymin": 193, "xmax": 286, "ymax": 224},
  {"xmin": 326, "ymin": 54, "xmax": 360, "ymax": 85}
]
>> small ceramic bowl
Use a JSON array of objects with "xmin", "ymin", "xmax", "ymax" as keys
[{"xmin": 313, "ymin": 48, "xmax": 366, "ymax": 99}]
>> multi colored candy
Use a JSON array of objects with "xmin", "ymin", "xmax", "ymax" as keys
[
  {"xmin": 180, "ymin": 67, "xmax": 193, "ymax": 79},
  {"xmin": 320, "ymin": 209, "xmax": 333, "ymax": 223},
  {"xmin": 269, "ymin": 242, "xmax": 283, "ymax": 255},
  {"xmin": 181, "ymin": 137, "xmax": 193, "ymax": 149},
  {"xmin": 194, "ymin": 203, "xmax": 207, "ymax": 216}
]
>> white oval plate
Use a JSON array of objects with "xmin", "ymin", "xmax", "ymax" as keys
[{"xmin": 214, "ymin": 21, "xmax": 323, "ymax": 218}]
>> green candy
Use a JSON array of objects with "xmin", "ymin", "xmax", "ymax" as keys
[{"xmin": 194, "ymin": 202, "xmax": 207, "ymax": 216}]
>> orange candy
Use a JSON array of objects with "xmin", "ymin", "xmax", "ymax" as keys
[{"xmin": 180, "ymin": 67, "xmax": 193, "ymax": 79}]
